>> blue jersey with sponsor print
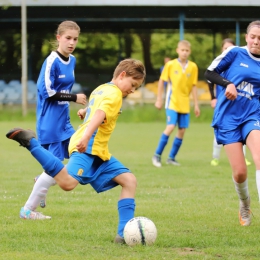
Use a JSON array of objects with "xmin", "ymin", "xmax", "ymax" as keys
[
  {"xmin": 207, "ymin": 46, "xmax": 260, "ymax": 130},
  {"xmin": 36, "ymin": 51, "xmax": 76, "ymax": 144}
]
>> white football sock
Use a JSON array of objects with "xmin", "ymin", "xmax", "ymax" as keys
[
  {"xmin": 233, "ymin": 177, "xmax": 249, "ymax": 201},
  {"xmin": 24, "ymin": 171, "xmax": 56, "ymax": 211},
  {"xmin": 242, "ymin": 145, "xmax": 246, "ymax": 156},
  {"xmin": 212, "ymin": 136, "xmax": 222, "ymax": 159},
  {"xmin": 256, "ymin": 170, "xmax": 260, "ymax": 202}
]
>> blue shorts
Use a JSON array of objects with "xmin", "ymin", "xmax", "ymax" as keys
[
  {"xmin": 66, "ymin": 152, "xmax": 131, "ymax": 193},
  {"xmin": 214, "ymin": 119, "xmax": 260, "ymax": 145},
  {"xmin": 41, "ymin": 138, "xmax": 70, "ymax": 161},
  {"xmin": 166, "ymin": 109, "xmax": 189, "ymax": 128}
]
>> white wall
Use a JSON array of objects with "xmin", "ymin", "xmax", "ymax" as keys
[{"xmin": 1, "ymin": 0, "xmax": 260, "ymax": 6}]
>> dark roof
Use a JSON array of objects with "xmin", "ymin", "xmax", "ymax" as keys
[{"xmin": 0, "ymin": 6, "xmax": 260, "ymax": 32}]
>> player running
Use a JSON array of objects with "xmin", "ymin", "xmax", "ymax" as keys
[
  {"xmin": 20, "ymin": 20, "xmax": 87, "ymax": 220},
  {"xmin": 205, "ymin": 20, "xmax": 260, "ymax": 226}
]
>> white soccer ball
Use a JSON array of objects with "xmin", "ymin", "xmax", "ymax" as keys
[{"xmin": 123, "ymin": 216, "xmax": 157, "ymax": 246}]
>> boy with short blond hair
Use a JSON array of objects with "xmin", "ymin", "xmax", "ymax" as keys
[{"xmin": 152, "ymin": 40, "xmax": 200, "ymax": 167}]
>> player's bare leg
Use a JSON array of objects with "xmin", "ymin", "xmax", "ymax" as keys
[{"xmin": 225, "ymin": 142, "xmax": 251, "ymax": 226}]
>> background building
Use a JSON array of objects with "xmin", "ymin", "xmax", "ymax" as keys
[{"xmin": 0, "ymin": 0, "xmax": 259, "ymax": 105}]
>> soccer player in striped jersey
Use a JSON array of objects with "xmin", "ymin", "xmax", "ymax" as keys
[
  {"xmin": 7, "ymin": 58, "xmax": 146, "ymax": 244},
  {"xmin": 19, "ymin": 21, "xmax": 87, "ymax": 220},
  {"xmin": 205, "ymin": 20, "xmax": 260, "ymax": 226},
  {"xmin": 208, "ymin": 38, "xmax": 251, "ymax": 167},
  {"xmin": 152, "ymin": 40, "xmax": 200, "ymax": 167}
]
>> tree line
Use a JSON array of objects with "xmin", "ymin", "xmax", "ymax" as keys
[{"xmin": 0, "ymin": 28, "xmax": 243, "ymax": 90}]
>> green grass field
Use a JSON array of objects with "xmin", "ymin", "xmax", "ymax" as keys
[{"xmin": 0, "ymin": 106, "xmax": 260, "ymax": 260}]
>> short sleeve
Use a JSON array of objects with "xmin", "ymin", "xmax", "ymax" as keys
[{"xmin": 98, "ymin": 91, "xmax": 122, "ymax": 122}]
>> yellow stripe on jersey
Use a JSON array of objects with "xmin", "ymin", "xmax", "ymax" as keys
[
  {"xmin": 69, "ymin": 83, "xmax": 122, "ymax": 161},
  {"xmin": 161, "ymin": 59, "xmax": 198, "ymax": 113}
]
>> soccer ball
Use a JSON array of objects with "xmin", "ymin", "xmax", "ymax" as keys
[{"xmin": 123, "ymin": 216, "xmax": 157, "ymax": 246}]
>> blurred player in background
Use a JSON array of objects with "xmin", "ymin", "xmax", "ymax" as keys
[
  {"xmin": 208, "ymin": 38, "xmax": 251, "ymax": 167},
  {"xmin": 7, "ymin": 58, "xmax": 146, "ymax": 244},
  {"xmin": 152, "ymin": 40, "xmax": 200, "ymax": 167},
  {"xmin": 205, "ymin": 20, "xmax": 260, "ymax": 226},
  {"xmin": 19, "ymin": 20, "xmax": 87, "ymax": 219}
]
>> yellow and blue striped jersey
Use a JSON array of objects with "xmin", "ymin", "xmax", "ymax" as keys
[
  {"xmin": 69, "ymin": 82, "xmax": 122, "ymax": 160},
  {"xmin": 161, "ymin": 59, "xmax": 198, "ymax": 113}
]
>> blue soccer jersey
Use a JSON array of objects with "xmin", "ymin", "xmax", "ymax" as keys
[
  {"xmin": 208, "ymin": 46, "xmax": 260, "ymax": 130},
  {"xmin": 36, "ymin": 51, "xmax": 76, "ymax": 144}
]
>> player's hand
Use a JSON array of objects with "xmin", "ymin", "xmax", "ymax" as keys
[
  {"xmin": 194, "ymin": 105, "xmax": 200, "ymax": 117},
  {"xmin": 76, "ymin": 136, "xmax": 88, "ymax": 153},
  {"xmin": 225, "ymin": 84, "xmax": 237, "ymax": 100},
  {"xmin": 76, "ymin": 94, "xmax": 87, "ymax": 105},
  {"xmin": 77, "ymin": 108, "xmax": 86, "ymax": 120},
  {"xmin": 155, "ymin": 99, "xmax": 163, "ymax": 110},
  {"xmin": 211, "ymin": 98, "xmax": 217, "ymax": 108}
]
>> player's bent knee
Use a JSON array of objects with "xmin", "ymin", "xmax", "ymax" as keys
[
  {"xmin": 129, "ymin": 173, "xmax": 137, "ymax": 181},
  {"xmin": 55, "ymin": 174, "xmax": 79, "ymax": 191},
  {"xmin": 236, "ymin": 171, "xmax": 247, "ymax": 178},
  {"xmin": 114, "ymin": 172, "xmax": 137, "ymax": 188},
  {"xmin": 124, "ymin": 173, "xmax": 137, "ymax": 189},
  {"xmin": 167, "ymin": 126, "xmax": 175, "ymax": 130},
  {"xmin": 233, "ymin": 170, "xmax": 247, "ymax": 181},
  {"xmin": 59, "ymin": 184, "xmax": 71, "ymax": 191},
  {"xmin": 58, "ymin": 182, "xmax": 77, "ymax": 191}
]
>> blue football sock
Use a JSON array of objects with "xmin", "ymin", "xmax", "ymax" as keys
[
  {"xmin": 169, "ymin": 137, "xmax": 182, "ymax": 159},
  {"xmin": 117, "ymin": 198, "xmax": 135, "ymax": 237},
  {"xmin": 27, "ymin": 138, "xmax": 64, "ymax": 177},
  {"xmin": 155, "ymin": 133, "xmax": 169, "ymax": 156}
]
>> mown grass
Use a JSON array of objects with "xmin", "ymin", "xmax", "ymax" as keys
[
  {"xmin": 0, "ymin": 103, "xmax": 214, "ymax": 123},
  {"xmin": 0, "ymin": 105, "xmax": 260, "ymax": 260}
]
